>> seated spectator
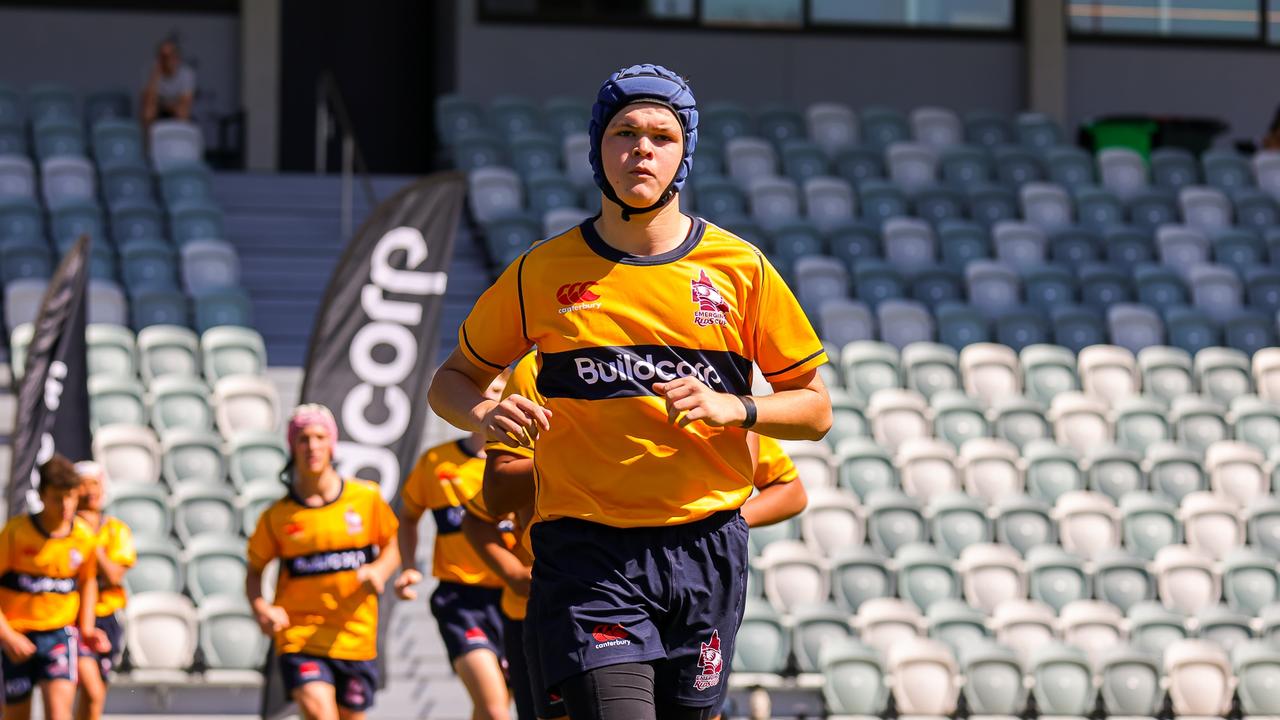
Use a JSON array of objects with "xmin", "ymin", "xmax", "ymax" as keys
[{"xmin": 141, "ymin": 37, "xmax": 196, "ymax": 129}]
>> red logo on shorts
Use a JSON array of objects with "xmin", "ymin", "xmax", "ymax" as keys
[
  {"xmin": 464, "ymin": 627, "xmax": 488, "ymax": 644},
  {"xmin": 556, "ymin": 281, "xmax": 600, "ymax": 306},
  {"xmin": 693, "ymin": 630, "xmax": 723, "ymax": 691},
  {"xmin": 298, "ymin": 661, "xmax": 322, "ymax": 680},
  {"xmin": 591, "ymin": 624, "xmax": 628, "ymax": 643}
]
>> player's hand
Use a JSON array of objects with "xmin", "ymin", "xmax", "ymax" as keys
[
  {"xmin": 356, "ymin": 565, "xmax": 388, "ymax": 595},
  {"xmin": 86, "ymin": 628, "xmax": 111, "ymax": 655},
  {"xmin": 653, "ymin": 377, "xmax": 747, "ymax": 428},
  {"xmin": 482, "ymin": 394, "xmax": 552, "ymax": 449},
  {"xmin": 394, "ymin": 568, "xmax": 423, "ymax": 601},
  {"xmin": 254, "ymin": 605, "xmax": 291, "ymax": 635},
  {"xmin": 1, "ymin": 631, "xmax": 35, "ymax": 663}
]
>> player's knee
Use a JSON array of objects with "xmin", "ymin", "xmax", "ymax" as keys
[{"xmin": 475, "ymin": 700, "xmax": 511, "ymax": 720}]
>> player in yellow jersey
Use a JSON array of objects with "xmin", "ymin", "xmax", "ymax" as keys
[
  {"xmin": 0, "ymin": 455, "xmax": 109, "ymax": 720},
  {"xmin": 70, "ymin": 462, "xmax": 135, "ymax": 720},
  {"xmin": 246, "ymin": 404, "xmax": 400, "ymax": 720},
  {"xmin": 429, "ymin": 64, "xmax": 831, "ymax": 718},
  {"xmin": 393, "ymin": 371, "xmax": 514, "ymax": 720}
]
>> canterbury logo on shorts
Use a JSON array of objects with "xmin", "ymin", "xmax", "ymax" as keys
[{"xmin": 285, "ymin": 545, "xmax": 376, "ymax": 577}]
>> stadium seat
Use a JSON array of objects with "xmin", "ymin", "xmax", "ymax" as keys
[
  {"xmin": 0, "ymin": 122, "xmax": 22, "ymax": 155},
  {"xmin": 1224, "ymin": 308, "xmax": 1276, "ymax": 356},
  {"xmin": 994, "ymin": 306, "xmax": 1049, "ymax": 353},
  {"xmin": 887, "ymin": 638, "xmax": 960, "ymax": 717},
  {"xmin": 1054, "ymin": 490, "xmax": 1120, "ymax": 561},
  {"xmin": 481, "ymin": 214, "xmax": 539, "ymax": 267},
  {"xmin": 1213, "ymin": 228, "xmax": 1267, "ymax": 276},
  {"xmin": 930, "ymin": 390, "xmax": 988, "ymax": 450},
  {"xmin": 1099, "ymin": 147, "xmax": 1148, "ymax": 200},
  {"xmin": 906, "ymin": 262, "xmax": 964, "ymax": 312},
  {"xmin": 0, "ymin": 197, "xmax": 46, "ymax": 245},
  {"xmin": 1164, "ymin": 639, "xmax": 1236, "ymax": 717},
  {"xmin": 1092, "ymin": 549, "xmax": 1156, "ymax": 613},
  {"xmin": 1221, "ymin": 547, "xmax": 1279, "ymax": 617},
  {"xmin": 1049, "ymin": 391, "xmax": 1111, "ymax": 456},
  {"xmin": 924, "ymin": 599, "xmax": 989, "ymax": 660},
  {"xmin": 958, "ymin": 543, "xmax": 1025, "ymax": 615},
  {"xmin": 1075, "ymin": 185, "xmax": 1124, "ymax": 230},
  {"xmin": 990, "ymin": 396, "xmax": 1052, "ymax": 451},
  {"xmin": 857, "ymin": 179, "xmax": 908, "ymax": 225},
  {"xmin": 1180, "ymin": 490, "xmax": 1242, "ymax": 561},
  {"xmin": 179, "ymin": 239, "xmax": 240, "ymax": 297},
  {"xmin": 858, "ymin": 106, "xmax": 908, "ymax": 150},
  {"xmin": 794, "ymin": 255, "xmax": 847, "ymax": 318},
  {"xmin": 1247, "ymin": 496, "xmax": 1280, "ymax": 558},
  {"xmin": 0, "ymin": 155, "xmax": 35, "ymax": 201},
  {"xmin": 92, "ymin": 423, "xmax": 161, "ymax": 486},
  {"xmin": 819, "ymin": 298, "xmax": 874, "ymax": 349},
  {"xmin": 27, "ymin": 85, "xmax": 74, "ymax": 125},
  {"xmin": 1085, "ymin": 445, "xmax": 1146, "ymax": 501},
  {"xmin": 1128, "ymin": 187, "xmax": 1181, "ymax": 231},
  {"xmin": 1164, "ymin": 305, "xmax": 1221, "ymax": 355},
  {"xmin": 124, "ymin": 591, "xmax": 198, "ymax": 681},
  {"xmin": 200, "ymin": 326, "xmax": 266, "ymax": 383},
  {"xmin": 1045, "ymin": 145, "xmax": 1096, "ymax": 189},
  {"xmin": 853, "ymin": 597, "xmax": 924, "ymax": 655},
  {"xmin": 1018, "ymin": 343, "xmax": 1077, "ymax": 406},
  {"xmin": 160, "ymin": 429, "xmax": 225, "ymax": 487},
  {"xmin": 865, "ymin": 489, "xmax": 926, "ymax": 557},
  {"xmin": 992, "ymin": 599, "xmax": 1058, "ymax": 664},
  {"xmin": 1107, "ymin": 304, "xmax": 1164, "ymax": 355},
  {"xmin": 451, "ymin": 130, "xmax": 506, "ymax": 172},
  {"xmin": 1171, "ymin": 393, "xmax": 1229, "ymax": 456},
  {"xmin": 91, "ymin": 118, "xmax": 145, "ymax": 169},
  {"xmin": 1028, "ymin": 642, "xmax": 1096, "ymax": 718},
  {"xmin": 196, "ymin": 595, "xmax": 269, "ymax": 682},
  {"xmin": 1127, "ymin": 601, "xmax": 1189, "ymax": 656},
  {"xmin": 88, "ymin": 375, "xmax": 147, "ymax": 430},
  {"xmin": 1019, "ymin": 182, "xmax": 1072, "ymax": 232},
  {"xmin": 830, "ymin": 545, "xmax": 893, "ymax": 613},
  {"xmin": 0, "ymin": 239, "xmax": 52, "ymax": 284},
  {"xmin": 1097, "ymin": 645, "xmax": 1163, "ymax": 718},
  {"xmin": 909, "ymin": 106, "xmax": 961, "ymax": 149},
  {"xmin": 1233, "ymin": 188, "xmax": 1280, "ymax": 231},
  {"xmin": 238, "ymin": 478, "xmax": 286, "ymax": 532},
  {"xmin": 1015, "ymin": 112, "xmax": 1062, "ymax": 150},
  {"xmin": 86, "ymin": 323, "xmax": 138, "ymax": 379},
  {"xmin": 1254, "ymin": 150, "xmax": 1280, "ymax": 198},
  {"xmin": 824, "ymin": 219, "xmax": 879, "ymax": 270},
  {"xmin": 1232, "ymin": 641, "xmax": 1280, "ymax": 717},
  {"xmin": 994, "ymin": 145, "xmax": 1044, "ymax": 186},
  {"xmin": 1196, "ymin": 346, "xmax": 1253, "ymax": 406},
  {"xmin": 1136, "ymin": 345, "xmax": 1193, "ymax": 406},
  {"xmin": 819, "ymin": 638, "xmax": 889, "ymax": 717},
  {"xmin": 992, "ymin": 220, "xmax": 1048, "ymax": 268},
  {"xmin": 935, "ymin": 302, "xmax": 990, "ymax": 350},
  {"xmin": 101, "ymin": 165, "xmax": 156, "ymax": 209},
  {"xmin": 1205, "ymin": 439, "xmax": 1266, "ymax": 507},
  {"xmin": 698, "ymin": 102, "xmax": 751, "ymax": 144},
  {"xmin": 48, "ymin": 199, "xmax": 104, "ymax": 251},
  {"xmin": 137, "ymin": 324, "xmax": 200, "ymax": 382},
  {"xmin": 506, "ymin": 131, "xmax": 559, "ymax": 181},
  {"xmin": 925, "ymin": 490, "xmax": 988, "ymax": 558},
  {"xmin": 169, "ymin": 200, "xmax": 227, "ymax": 242},
  {"xmin": 882, "ymin": 216, "xmax": 935, "ymax": 270},
  {"xmin": 901, "ymin": 342, "xmax": 959, "ymax": 401},
  {"xmin": 1077, "ymin": 344, "xmax": 1139, "ymax": 406},
  {"xmin": 1026, "ymin": 544, "xmax": 1090, "ymax": 614},
  {"xmin": 1244, "ymin": 267, "xmax": 1280, "ymax": 313},
  {"xmin": 1152, "ymin": 147, "xmax": 1199, "ymax": 190},
  {"xmin": 1202, "ymin": 149, "xmax": 1253, "ymax": 191},
  {"xmin": 958, "ymin": 437, "xmax": 1021, "ymax": 504},
  {"xmin": 110, "ymin": 201, "xmax": 164, "ymax": 245},
  {"xmin": 992, "ymin": 494, "xmax": 1055, "ymax": 557},
  {"xmin": 560, "ymin": 132, "xmax": 591, "ymax": 187},
  {"xmin": 130, "ymin": 287, "xmax": 190, "ymax": 330},
  {"xmin": 106, "ymin": 483, "xmax": 171, "ymax": 540},
  {"xmin": 466, "ymin": 166, "xmax": 522, "ymax": 223},
  {"xmin": 193, "ymin": 286, "xmax": 253, "ymax": 332},
  {"xmin": 1060, "ymin": 599, "xmax": 1127, "ymax": 667},
  {"xmin": 1196, "ymin": 604, "xmax": 1255, "ymax": 654},
  {"xmin": 802, "ymin": 177, "xmax": 854, "ymax": 231},
  {"xmin": 726, "ymin": 137, "xmax": 779, "ymax": 187},
  {"xmin": 85, "ymin": 279, "xmax": 127, "ymax": 326},
  {"xmin": 964, "ymin": 111, "xmax": 1013, "ymax": 148},
  {"xmin": 784, "ymin": 441, "xmax": 836, "ymax": 489},
  {"xmin": 33, "ymin": 118, "xmax": 85, "ymax": 159},
  {"xmin": 840, "ymin": 340, "xmax": 902, "ymax": 402},
  {"xmin": 798, "ymin": 487, "xmax": 861, "ymax": 557},
  {"xmin": 967, "ymin": 183, "xmax": 1019, "ymax": 227},
  {"xmin": 128, "ymin": 539, "xmax": 185, "ymax": 596},
  {"xmin": 149, "ymin": 120, "xmax": 203, "ymax": 172},
  {"xmin": 1143, "ymin": 441, "xmax": 1206, "ymax": 503},
  {"xmin": 1228, "ymin": 394, "xmax": 1280, "ymax": 451},
  {"xmin": 779, "ymin": 139, "xmax": 828, "ymax": 185},
  {"xmin": 746, "ymin": 176, "xmax": 799, "ymax": 229},
  {"xmin": 886, "ymin": 142, "xmax": 938, "ymax": 194},
  {"xmin": 867, "ymin": 388, "xmax": 930, "ymax": 455},
  {"xmin": 182, "ymin": 534, "xmax": 247, "ymax": 602},
  {"xmin": 1112, "ymin": 396, "xmax": 1169, "ymax": 453},
  {"xmin": 832, "ymin": 145, "xmax": 883, "ymax": 186},
  {"xmin": 749, "ymin": 511, "xmax": 798, "ymax": 556},
  {"xmin": 789, "ymin": 603, "xmax": 853, "ymax": 675},
  {"xmin": 1049, "ymin": 305, "xmax": 1107, "ymax": 355},
  {"xmin": 965, "ymin": 261, "xmax": 1021, "ymax": 318},
  {"xmin": 39, "ymin": 156, "xmax": 95, "ymax": 207},
  {"xmin": 758, "ymin": 540, "xmax": 828, "ymax": 614},
  {"xmin": 938, "ymin": 144, "xmax": 992, "ymax": 188},
  {"xmin": 1154, "ymin": 545, "xmax": 1221, "ymax": 616},
  {"xmin": 876, "ymin": 299, "xmax": 934, "ymax": 350},
  {"xmin": 213, "ymin": 376, "xmax": 280, "ymax": 440},
  {"xmin": 961, "ymin": 642, "xmax": 1028, "ymax": 718},
  {"xmin": 1256, "ymin": 347, "xmax": 1280, "ymax": 403},
  {"xmin": 1078, "ymin": 263, "xmax": 1133, "ymax": 309},
  {"xmin": 805, "ymin": 102, "xmax": 857, "ymax": 156},
  {"xmin": 1180, "ymin": 186, "xmax": 1233, "ymax": 235},
  {"xmin": 1048, "ymin": 227, "xmax": 1101, "ymax": 269},
  {"xmin": 1105, "ymin": 225, "xmax": 1155, "ymax": 267},
  {"xmin": 834, "ymin": 437, "xmax": 896, "ymax": 500},
  {"xmin": 170, "ymin": 481, "xmax": 237, "ymax": 543}
]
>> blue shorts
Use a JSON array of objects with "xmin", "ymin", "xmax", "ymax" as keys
[
  {"xmin": 505, "ymin": 616, "xmax": 566, "ymax": 720},
  {"xmin": 430, "ymin": 581, "xmax": 505, "ymax": 663},
  {"xmin": 279, "ymin": 653, "xmax": 378, "ymax": 711},
  {"xmin": 525, "ymin": 509, "xmax": 749, "ymax": 709},
  {"xmin": 77, "ymin": 614, "xmax": 124, "ymax": 684},
  {"xmin": 2, "ymin": 627, "xmax": 77, "ymax": 703}
]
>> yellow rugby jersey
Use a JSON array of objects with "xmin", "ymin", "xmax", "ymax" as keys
[
  {"xmin": 482, "ymin": 351, "xmax": 542, "ymax": 462},
  {"xmin": 755, "ymin": 437, "xmax": 799, "ymax": 489},
  {"xmin": 247, "ymin": 479, "xmax": 397, "ymax": 661},
  {"xmin": 0, "ymin": 515, "xmax": 97, "ymax": 633},
  {"xmin": 92, "ymin": 516, "xmax": 135, "ymax": 616},
  {"xmin": 401, "ymin": 442, "xmax": 503, "ymax": 588},
  {"xmin": 460, "ymin": 217, "xmax": 827, "ymax": 528},
  {"xmin": 461, "ymin": 490, "xmax": 527, "ymax": 621}
]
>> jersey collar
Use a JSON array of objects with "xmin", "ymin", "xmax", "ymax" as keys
[{"xmin": 579, "ymin": 214, "xmax": 705, "ymax": 266}]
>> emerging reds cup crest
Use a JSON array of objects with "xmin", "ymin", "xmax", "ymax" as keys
[
  {"xmin": 693, "ymin": 629, "xmax": 723, "ymax": 691},
  {"xmin": 691, "ymin": 270, "xmax": 730, "ymax": 327}
]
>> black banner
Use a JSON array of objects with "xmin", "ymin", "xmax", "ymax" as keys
[
  {"xmin": 7, "ymin": 235, "xmax": 91, "ymax": 517},
  {"xmin": 300, "ymin": 171, "xmax": 464, "ymax": 499}
]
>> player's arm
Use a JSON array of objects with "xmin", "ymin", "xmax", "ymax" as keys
[
  {"xmin": 78, "ymin": 552, "xmax": 110, "ymax": 653},
  {"xmin": 740, "ymin": 478, "xmax": 807, "ymax": 528},
  {"xmin": 357, "ymin": 533, "xmax": 400, "ymax": 596},
  {"xmin": 245, "ymin": 518, "xmax": 289, "ymax": 636},
  {"xmin": 461, "ymin": 513, "xmax": 531, "ymax": 597},
  {"xmin": 430, "ymin": 350, "xmax": 550, "ymax": 446},
  {"xmin": 483, "ymin": 451, "xmax": 535, "ymax": 517},
  {"xmin": 0, "ymin": 529, "xmax": 32, "ymax": 662},
  {"xmin": 653, "ymin": 368, "xmax": 831, "ymax": 441},
  {"xmin": 96, "ymin": 525, "xmax": 134, "ymax": 587}
]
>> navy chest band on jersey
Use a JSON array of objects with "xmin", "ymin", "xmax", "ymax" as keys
[
  {"xmin": 0, "ymin": 572, "xmax": 76, "ymax": 594},
  {"xmin": 284, "ymin": 545, "xmax": 377, "ymax": 577},
  {"xmin": 536, "ymin": 344, "xmax": 752, "ymax": 401},
  {"xmin": 432, "ymin": 506, "xmax": 467, "ymax": 535}
]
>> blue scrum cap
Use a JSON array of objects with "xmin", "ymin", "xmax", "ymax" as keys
[{"xmin": 588, "ymin": 64, "xmax": 698, "ymax": 220}]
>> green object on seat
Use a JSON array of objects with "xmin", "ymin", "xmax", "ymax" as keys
[{"xmin": 1086, "ymin": 119, "xmax": 1159, "ymax": 160}]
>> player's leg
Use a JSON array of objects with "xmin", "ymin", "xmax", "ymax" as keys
[
  {"xmin": 331, "ymin": 658, "xmax": 378, "ymax": 720},
  {"xmin": 280, "ymin": 654, "xmax": 340, "ymax": 720},
  {"xmin": 2, "ymin": 697, "xmax": 32, "ymax": 720},
  {"xmin": 558, "ymin": 662, "xmax": 658, "ymax": 720},
  {"xmin": 502, "ymin": 617, "xmax": 536, "ymax": 720},
  {"xmin": 73, "ymin": 651, "xmax": 106, "ymax": 720},
  {"xmin": 40, "ymin": 679, "xmax": 77, "ymax": 720},
  {"xmin": 2, "ymin": 649, "xmax": 35, "ymax": 720},
  {"xmin": 292, "ymin": 682, "xmax": 341, "ymax": 720},
  {"xmin": 453, "ymin": 648, "xmax": 511, "ymax": 720}
]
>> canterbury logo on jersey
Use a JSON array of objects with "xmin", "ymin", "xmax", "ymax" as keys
[
  {"xmin": 285, "ymin": 545, "xmax": 376, "ymax": 577},
  {"xmin": 537, "ymin": 345, "xmax": 752, "ymax": 401},
  {"xmin": 0, "ymin": 572, "xmax": 76, "ymax": 595},
  {"xmin": 556, "ymin": 282, "xmax": 600, "ymax": 305}
]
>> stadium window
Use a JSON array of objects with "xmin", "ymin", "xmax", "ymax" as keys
[
  {"xmin": 809, "ymin": 0, "xmax": 1015, "ymax": 30},
  {"xmin": 477, "ymin": 0, "xmax": 694, "ymax": 23},
  {"xmin": 702, "ymin": 0, "xmax": 803, "ymax": 27},
  {"xmin": 1068, "ymin": 0, "xmax": 1267, "ymax": 41},
  {"xmin": 1271, "ymin": 0, "xmax": 1280, "ymax": 40}
]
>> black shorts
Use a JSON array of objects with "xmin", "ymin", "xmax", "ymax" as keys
[
  {"xmin": 278, "ymin": 653, "xmax": 378, "ymax": 711},
  {"xmin": 525, "ymin": 510, "xmax": 749, "ymax": 709},
  {"xmin": 505, "ymin": 616, "xmax": 566, "ymax": 719},
  {"xmin": 2, "ymin": 627, "xmax": 77, "ymax": 703},
  {"xmin": 430, "ymin": 581, "xmax": 506, "ymax": 663},
  {"xmin": 76, "ymin": 614, "xmax": 124, "ymax": 684}
]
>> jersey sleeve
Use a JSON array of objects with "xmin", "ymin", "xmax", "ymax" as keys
[
  {"xmin": 457, "ymin": 259, "xmax": 534, "ymax": 372},
  {"xmin": 400, "ymin": 454, "xmax": 439, "ymax": 520},
  {"xmin": 748, "ymin": 253, "xmax": 828, "ymax": 383},
  {"xmin": 246, "ymin": 508, "xmax": 279, "ymax": 573},
  {"xmin": 370, "ymin": 491, "xmax": 399, "ymax": 547},
  {"xmin": 0, "ymin": 522, "xmax": 12, "ymax": 576},
  {"xmin": 109, "ymin": 521, "xmax": 137, "ymax": 568},
  {"xmin": 754, "ymin": 438, "xmax": 799, "ymax": 488}
]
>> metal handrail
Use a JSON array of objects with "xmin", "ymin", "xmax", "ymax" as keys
[{"xmin": 314, "ymin": 72, "xmax": 378, "ymax": 238}]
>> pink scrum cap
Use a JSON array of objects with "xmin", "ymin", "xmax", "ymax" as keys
[{"xmin": 286, "ymin": 403, "xmax": 339, "ymax": 453}]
